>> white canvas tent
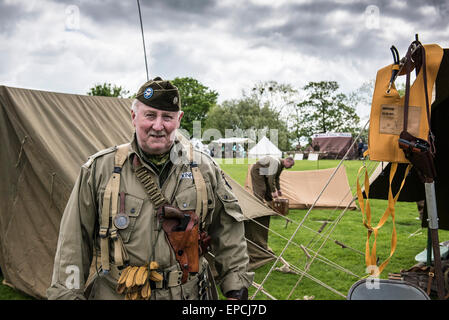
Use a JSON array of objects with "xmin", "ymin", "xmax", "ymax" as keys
[
  {"xmin": 248, "ymin": 136, "xmax": 282, "ymax": 158},
  {"xmin": 190, "ymin": 137, "xmax": 209, "ymax": 154},
  {"xmin": 211, "ymin": 137, "xmax": 253, "ymax": 144}
]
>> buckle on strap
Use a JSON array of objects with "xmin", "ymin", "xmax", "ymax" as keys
[
  {"xmin": 99, "ymin": 227, "xmax": 109, "ymax": 238},
  {"xmin": 110, "ymin": 229, "xmax": 118, "ymax": 240},
  {"xmin": 190, "ymin": 162, "xmax": 198, "ymax": 168},
  {"xmin": 154, "ymin": 270, "xmax": 183, "ymax": 289},
  {"xmin": 167, "ymin": 270, "xmax": 183, "ymax": 287}
]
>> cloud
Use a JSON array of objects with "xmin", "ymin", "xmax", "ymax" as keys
[{"xmin": 1, "ymin": 0, "xmax": 448, "ymax": 121}]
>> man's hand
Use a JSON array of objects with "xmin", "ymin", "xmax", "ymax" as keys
[{"xmin": 272, "ymin": 190, "xmax": 281, "ymax": 198}]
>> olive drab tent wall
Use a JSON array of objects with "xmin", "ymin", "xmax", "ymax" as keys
[
  {"xmin": 0, "ymin": 85, "xmax": 278, "ymax": 299},
  {"xmin": 0, "ymin": 85, "xmax": 135, "ymax": 299}
]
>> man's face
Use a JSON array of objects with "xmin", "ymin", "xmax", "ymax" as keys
[
  {"xmin": 284, "ymin": 159, "xmax": 295, "ymax": 169},
  {"xmin": 132, "ymin": 102, "xmax": 184, "ymax": 155}
]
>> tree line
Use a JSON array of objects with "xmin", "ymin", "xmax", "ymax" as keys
[{"xmin": 88, "ymin": 77, "xmax": 371, "ymax": 151}]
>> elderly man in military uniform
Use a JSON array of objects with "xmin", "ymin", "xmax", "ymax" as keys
[{"xmin": 47, "ymin": 77, "xmax": 254, "ymax": 300}]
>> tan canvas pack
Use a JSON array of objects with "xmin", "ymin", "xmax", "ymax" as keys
[{"xmin": 367, "ymin": 44, "xmax": 443, "ymax": 163}]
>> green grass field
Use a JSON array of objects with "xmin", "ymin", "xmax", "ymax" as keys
[{"xmin": 1, "ymin": 158, "xmax": 446, "ymax": 300}]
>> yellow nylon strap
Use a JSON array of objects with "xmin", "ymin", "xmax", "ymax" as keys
[
  {"xmin": 356, "ymin": 162, "xmax": 412, "ymax": 276},
  {"xmin": 363, "ymin": 149, "xmax": 369, "ymax": 158},
  {"xmin": 189, "ymin": 143, "xmax": 208, "ymax": 227},
  {"xmin": 99, "ymin": 144, "xmax": 130, "ymax": 272}
]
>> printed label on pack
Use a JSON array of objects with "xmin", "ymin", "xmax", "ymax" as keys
[{"xmin": 379, "ymin": 104, "xmax": 421, "ymax": 136}]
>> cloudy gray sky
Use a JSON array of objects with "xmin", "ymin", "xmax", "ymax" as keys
[{"xmin": 1, "ymin": 0, "xmax": 448, "ymax": 119}]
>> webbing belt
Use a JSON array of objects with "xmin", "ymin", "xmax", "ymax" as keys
[{"xmin": 100, "ymin": 143, "xmax": 130, "ymax": 273}]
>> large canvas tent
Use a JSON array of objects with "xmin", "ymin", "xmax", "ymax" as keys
[
  {"xmin": 0, "ymin": 85, "xmax": 277, "ymax": 299},
  {"xmin": 311, "ymin": 133, "xmax": 357, "ymax": 159},
  {"xmin": 0, "ymin": 85, "xmax": 134, "ymax": 299}
]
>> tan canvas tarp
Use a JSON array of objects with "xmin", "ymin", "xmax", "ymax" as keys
[
  {"xmin": 245, "ymin": 165, "xmax": 357, "ymax": 210},
  {"xmin": 0, "ymin": 85, "xmax": 277, "ymax": 298},
  {"xmin": 223, "ymin": 172, "xmax": 277, "ymax": 220}
]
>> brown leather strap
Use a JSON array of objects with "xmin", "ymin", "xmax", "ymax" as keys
[
  {"xmin": 119, "ymin": 191, "xmax": 126, "ymax": 214},
  {"xmin": 403, "ymin": 43, "xmax": 414, "ymax": 132},
  {"xmin": 402, "ymin": 42, "xmax": 432, "ymax": 140}
]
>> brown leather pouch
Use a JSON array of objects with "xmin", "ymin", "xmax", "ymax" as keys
[
  {"xmin": 158, "ymin": 205, "xmax": 200, "ymax": 283},
  {"xmin": 399, "ymin": 130, "xmax": 436, "ymax": 183}
]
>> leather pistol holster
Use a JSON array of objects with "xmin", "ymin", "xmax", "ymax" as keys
[{"xmin": 158, "ymin": 205, "xmax": 200, "ymax": 283}]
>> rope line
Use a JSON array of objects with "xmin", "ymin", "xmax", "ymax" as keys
[
  {"xmin": 251, "ymin": 119, "xmax": 370, "ymax": 299},
  {"xmin": 246, "ymin": 238, "xmax": 347, "ymax": 299}
]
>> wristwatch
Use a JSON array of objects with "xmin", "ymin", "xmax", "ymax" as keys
[{"xmin": 225, "ymin": 288, "xmax": 248, "ymax": 300}]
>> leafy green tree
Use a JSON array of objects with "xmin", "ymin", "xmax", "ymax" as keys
[
  {"xmin": 295, "ymin": 81, "xmax": 360, "ymax": 145},
  {"xmin": 171, "ymin": 77, "xmax": 218, "ymax": 135},
  {"xmin": 87, "ymin": 83, "xmax": 130, "ymax": 98},
  {"xmin": 250, "ymin": 80, "xmax": 299, "ymax": 118},
  {"xmin": 204, "ymin": 96, "xmax": 291, "ymax": 150}
]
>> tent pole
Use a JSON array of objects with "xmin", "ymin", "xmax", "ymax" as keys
[
  {"xmin": 424, "ymin": 182, "xmax": 445, "ymax": 299},
  {"xmin": 426, "ymin": 228, "xmax": 432, "ymax": 266}
]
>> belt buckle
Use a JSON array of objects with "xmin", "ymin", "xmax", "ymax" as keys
[{"xmin": 154, "ymin": 270, "xmax": 166, "ymax": 290}]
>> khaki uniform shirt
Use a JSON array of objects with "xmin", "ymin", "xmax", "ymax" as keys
[
  {"xmin": 47, "ymin": 135, "xmax": 254, "ymax": 300},
  {"xmin": 250, "ymin": 156, "xmax": 284, "ymax": 202}
]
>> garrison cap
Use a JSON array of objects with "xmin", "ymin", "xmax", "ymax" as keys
[{"xmin": 136, "ymin": 77, "xmax": 181, "ymax": 111}]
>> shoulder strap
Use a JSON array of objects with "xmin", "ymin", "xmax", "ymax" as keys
[
  {"xmin": 99, "ymin": 143, "xmax": 130, "ymax": 273},
  {"xmin": 189, "ymin": 143, "xmax": 208, "ymax": 230}
]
